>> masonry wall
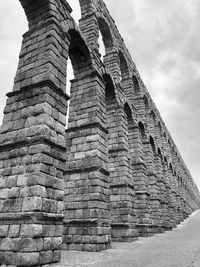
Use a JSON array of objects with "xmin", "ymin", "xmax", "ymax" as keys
[{"xmin": 0, "ymin": 0, "xmax": 199, "ymax": 265}]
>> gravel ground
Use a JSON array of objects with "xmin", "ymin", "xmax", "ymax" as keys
[{"xmin": 52, "ymin": 210, "xmax": 200, "ymax": 267}]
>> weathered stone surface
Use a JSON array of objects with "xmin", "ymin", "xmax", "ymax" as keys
[{"xmin": 0, "ymin": 0, "xmax": 199, "ymax": 266}]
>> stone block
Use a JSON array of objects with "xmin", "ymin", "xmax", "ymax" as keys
[
  {"xmin": 0, "ymin": 238, "xmax": 13, "ymax": 251},
  {"xmin": 7, "ymin": 187, "xmax": 20, "ymax": 199},
  {"xmin": 0, "ymin": 251, "xmax": 4, "ymax": 263},
  {"xmin": 2, "ymin": 198, "xmax": 22, "ymax": 213},
  {"xmin": 55, "ymin": 225, "xmax": 63, "ymax": 237},
  {"xmin": 4, "ymin": 251, "xmax": 16, "ymax": 265},
  {"xmin": 13, "ymin": 237, "xmax": 43, "ymax": 252},
  {"xmin": 39, "ymin": 250, "xmax": 53, "ymax": 265},
  {"xmin": 22, "ymin": 197, "xmax": 42, "ymax": 212},
  {"xmin": 43, "ymin": 238, "xmax": 51, "ymax": 251},
  {"xmin": 51, "ymin": 237, "xmax": 62, "ymax": 250},
  {"xmin": 52, "ymin": 250, "xmax": 61, "ymax": 263},
  {"xmin": 0, "ymin": 225, "xmax": 9, "ymax": 237},
  {"xmin": 20, "ymin": 224, "xmax": 43, "ymax": 238},
  {"xmin": 9, "ymin": 225, "xmax": 20, "ymax": 238},
  {"xmin": 16, "ymin": 252, "xmax": 40, "ymax": 266},
  {"xmin": 43, "ymin": 225, "xmax": 55, "ymax": 237}
]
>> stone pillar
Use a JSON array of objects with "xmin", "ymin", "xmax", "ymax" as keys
[
  {"xmin": 172, "ymin": 173, "xmax": 182, "ymax": 225},
  {"xmin": 0, "ymin": 0, "xmax": 70, "ymax": 265},
  {"xmin": 154, "ymin": 153, "xmax": 166, "ymax": 233},
  {"xmin": 130, "ymin": 126, "xmax": 152, "ymax": 236},
  {"xmin": 143, "ymin": 141, "xmax": 160, "ymax": 234},
  {"xmin": 0, "ymin": 85, "xmax": 68, "ymax": 266},
  {"xmin": 168, "ymin": 167, "xmax": 177, "ymax": 228},
  {"xmin": 63, "ymin": 72, "xmax": 111, "ymax": 251},
  {"xmin": 177, "ymin": 177, "xmax": 185, "ymax": 222},
  {"xmin": 161, "ymin": 161, "xmax": 173, "ymax": 230},
  {"xmin": 106, "ymin": 103, "xmax": 137, "ymax": 242}
]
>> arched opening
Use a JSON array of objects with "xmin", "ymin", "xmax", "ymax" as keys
[
  {"xmin": 66, "ymin": 29, "xmax": 93, "ymax": 128},
  {"xmin": 98, "ymin": 30, "xmax": 106, "ymax": 60},
  {"xmin": 143, "ymin": 95, "xmax": 149, "ymax": 110},
  {"xmin": 68, "ymin": 29, "xmax": 92, "ymax": 77},
  {"xmin": 158, "ymin": 121, "xmax": 162, "ymax": 135},
  {"xmin": 124, "ymin": 103, "xmax": 132, "ymax": 121},
  {"xmin": 104, "ymin": 72, "xmax": 117, "ymax": 149},
  {"xmin": 97, "ymin": 16, "xmax": 113, "ymax": 61},
  {"xmin": 158, "ymin": 147, "xmax": 163, "ymax": 159},
  {"xmin": 124, "ymin": 102, "xmax": 134, "ymax": 155},
  {"xmin": 164, "ymin": 156, "xmax": 168, "ymax": 166},
  {"xmin": 66, "ymin": 59, "xmax": 74, "ymax": 95},
  {"xmin": 132, "ymin": 74, "xmax": 140, "ymax": 93},
  {"xmin": 150, "ymin": 136, "xmax": 156, "ymax": 154},
  {"xmin": 150, "ymin": 110, "xmax": 156, "ymax": 121},
  {"xmin": 169, "ymin": 163, "xmax": 173, "ymax": 173},
  {"xmin": 138, "ymin": 122, "xmax": 146, "ymax": 138},
  {"xmin": 66, "ymin": 58, "xmax": 74, "ymax": 128},
  {"xmin": 103, "ymin": 73, "xmax": 116, "ymax": 105},
  {"xmin": 119, "ymin": 51, "xmax": 129, "ymax": 82},
  {"xmin": 168, "ymin": 139, "xmax": 171, "ymax": 149}
]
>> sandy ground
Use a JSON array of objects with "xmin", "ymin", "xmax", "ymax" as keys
[{"xmin": 53, "ymin": 210, "xmax": 200, "ymax": 267}]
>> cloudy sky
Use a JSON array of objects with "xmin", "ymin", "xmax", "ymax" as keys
[{"xmin": 1, "ymin": 0, "xmax": 200, "ymax": 190}]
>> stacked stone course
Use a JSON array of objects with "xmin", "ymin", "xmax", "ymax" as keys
[{"xmin": 0, "ymin": 0, "xmax": 200, "ymax": 265}]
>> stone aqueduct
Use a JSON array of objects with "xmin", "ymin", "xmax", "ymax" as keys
[{"xmin": 0, "ymin": 0, "xmax": 200, "ymax": 266}]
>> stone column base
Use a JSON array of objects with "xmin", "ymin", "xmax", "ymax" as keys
[
  {"xmin": 63, "ymin": 219, "xmax": 111, "ymax": 252},
  {"xmin": 111, "ymin": 223, "xmax": 138, "ymax": 242},
  {"xmin": 0, "ymin": 212, "xmax": 63, "ymax": 266}
]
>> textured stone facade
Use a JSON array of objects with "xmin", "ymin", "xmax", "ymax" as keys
[{"xmin": 0, "ymin": 0, "xmax": 199, "ymax": 266}]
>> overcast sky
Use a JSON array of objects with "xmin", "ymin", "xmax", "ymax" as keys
[{"xmin": 1, "ymin": 0, "xmax": 200, "ymax": 190}]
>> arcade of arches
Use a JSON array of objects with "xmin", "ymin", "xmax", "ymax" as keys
[{"xmin": 0, "ymin": 0, "xmax": 199, "ymax": 266}]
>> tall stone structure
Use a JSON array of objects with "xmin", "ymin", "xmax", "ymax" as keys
[{"xmin": 0, "ymin": 0, "xmax": 199, "ymax": 266}]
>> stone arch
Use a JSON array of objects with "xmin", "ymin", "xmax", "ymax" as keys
[
  {"xmin": 138, "ymin": 121, "xmax": 146, "ymax": 139},
  {"xmin": 103, "ymin": 73, "xmax": 116, "ymax": 103},
  {"xmin": 158, "ymin": 121, "xmax": 162, "ymax": 135},
  {"xmin": 96, "ymin": 15, "xmax": 114, "ymax": 54},
  {"xmin": 150, "ymin": 135, "xmax": 156, "ymax": 154},
  {"xmin": 68, "ymin": 29, "xmax": 93, "ymax": 77},
  {"xmin": 168, "ymin": 139, "xmax": 171, "ymax": 148},
  {"xmin": 150, "ymin": 110, "xmax": 156, "ymax": 121},
  {"xmin": 124, "ymin": 102, "xmax": 133, "ymax": 121},
  {"xmin": 158, "ymin": 147, "xmax": 162, "ymax": 158},
  {"xmin": 124, "ymin": 102, "xmax": 135, "ymax": 157},
  {"xmin": 164, "ymin": 156, "xmax": 168, "ymax": 166},
  {"xmin": 132, "ymin": 74, "xmax": 140, "ymax": 93},
  {"xmin": 119, "ymin": 50, "xmax": 129, "ymax": 81},
  {"xmin": 143, "ymin": 94, "xmax": 149, "ymax": 109},
  {"xmin": 66, "ymin": 29, "xmax": 94, "ymax": 127},
  {"xmin": 169, "ymin": 163, "xmax": 173, "ymax": 173}
]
